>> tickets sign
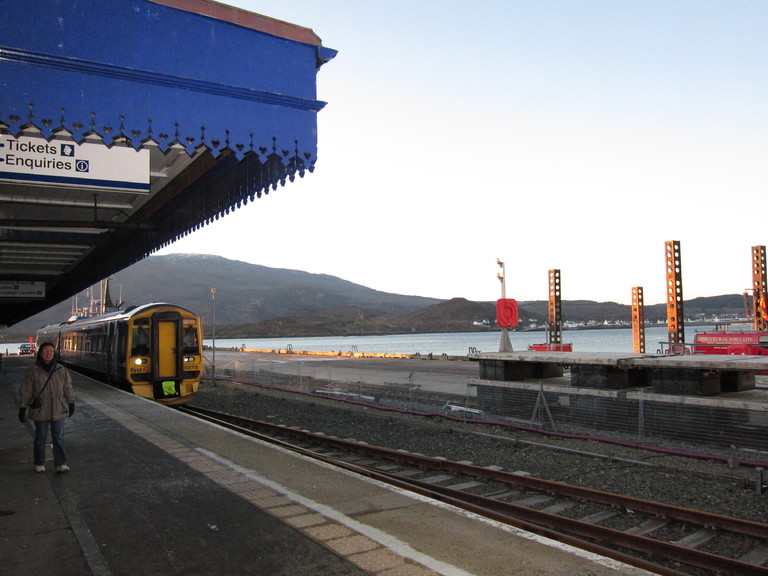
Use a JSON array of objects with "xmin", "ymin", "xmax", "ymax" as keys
[{"xmin": 0, "ymin": 135, "xmax": 149, "ymax": 192}]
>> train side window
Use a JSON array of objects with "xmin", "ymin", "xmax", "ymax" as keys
[
  {"xmin": 85, "ymin": 330, "xmax": 94, "ymax": 352},
  {"xmin": 131, "ymin": 326, "xmax": 150, "ymax": 356},
  {"xmin": 115, "ymin": 322, "xmax": 128, "ymax": 364}
]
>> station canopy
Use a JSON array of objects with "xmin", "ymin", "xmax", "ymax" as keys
[{"xmin": 0, "ymin": 0, "xmax": 335, "ymax": 327}]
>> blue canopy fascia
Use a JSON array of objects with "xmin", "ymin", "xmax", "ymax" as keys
[{"xmin": 0, "ymin": 0, "xmax": 336, "ymax": 167}]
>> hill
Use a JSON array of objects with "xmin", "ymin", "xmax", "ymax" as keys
[
  {"xmin": 2, "ymin": 254, "xmax": 444, "ymax": 338},
  {"xmin": 0, "ymin": 253, "xmax": 751, "ymax": 341},
  {"xmin": 214, "ymin": 294, "xmax": 750, "ymax": 338},
  {"xmin": 216, "ymin": 298, "xmax": 507, "ymax": 338},
  {"xmin": 519, "ymin": 296, "xmax": 748, "ymax": 324}
]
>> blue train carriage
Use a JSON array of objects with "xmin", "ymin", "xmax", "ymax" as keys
[{"xmin": 36, "ymin": 303, "xmax": 203, "ymax": 405}]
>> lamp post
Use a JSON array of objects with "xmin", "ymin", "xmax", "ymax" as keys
[
  {"xmin": 496, "ymin": 259, "xmax": 513, "ymax": 353},
  {"xmin": 210, "ymin": 288, "xmax": 216, "ymax": 384},
  {"xmin": 496, "ymin": 258, "xmax": 507, "ymax": 300}
]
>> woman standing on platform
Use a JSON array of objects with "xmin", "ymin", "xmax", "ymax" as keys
[{"xmin": 18, "ymin": 342, "xmax": 75, "ymax": 473}]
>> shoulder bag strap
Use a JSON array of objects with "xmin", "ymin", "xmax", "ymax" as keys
[{"xmin": 29, "ymin": 369, "xmax": 55, "ymax": 407}]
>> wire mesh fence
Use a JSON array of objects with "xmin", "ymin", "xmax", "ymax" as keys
[
  {"xmin": 205, "ymin": 362, "xmax": 768, "ymax": 452},
  {"xmin": 472, "ymin": 381, "xmax": 768, "ymax": 451}
]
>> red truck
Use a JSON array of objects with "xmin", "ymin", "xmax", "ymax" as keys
[{"xmin": 692, "ymin": 327, "xmax": 768, "ymax": 356}]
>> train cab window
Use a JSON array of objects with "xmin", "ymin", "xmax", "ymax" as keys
[
  {"xmin": 131, "ymin": 326, "xmax": 150, "ymax": 356},
  {"xmin": 182, "ymin": 324, "xmax": 199, "ymax": 354}
]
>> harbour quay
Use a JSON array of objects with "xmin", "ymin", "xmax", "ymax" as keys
[
  {"xmin": 471, "ymin": 349, "xmax": 768, "ymax": 395},
  {"xmin": 470, "ymin": 350, "xmax": 768, "ymax": 450}
]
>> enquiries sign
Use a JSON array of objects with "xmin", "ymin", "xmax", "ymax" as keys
[{"xmin": 0, "ymin": 135, "xmax": 149, "ymax": 192}]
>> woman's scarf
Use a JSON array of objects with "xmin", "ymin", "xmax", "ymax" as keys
[{"xmin": 37, "ymin": 357, "xmax": 57, "ymax": 374}]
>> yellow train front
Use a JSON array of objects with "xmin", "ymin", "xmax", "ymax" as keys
[{"xmin": 37, "ymin": 303, "xmax": 203, "ymax": 405}]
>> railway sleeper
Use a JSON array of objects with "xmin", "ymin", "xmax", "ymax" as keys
[
  {"xmin": 511, "ymin": 494, "xmax": 556, "ymax": 508},
  {"xmin": 483, "ymin": 489, "xmax": 521, "ymax": 499},
  {"xmin": 419, "ymin": 474, "xmax": 454, "ymax": 484},
  {"xmin": 673, "ymin": 527, "xmax": 720, "ymax": 549},
  {"xmin": 739, "ymin": 545, "xmax": 768, "ymax": 566},
  {"xmin": 373, "ymin": 463, "xmax": 401, "ymax": 472},
  {"xmin": 625, "ymin": 518, "xmax": 669, "ymax": 536},
  {"xmin": 349, "ymin": 458, "xmax": 381, "ymax": 466},
  {"xmin": 392, "ymin": 468, "xmax": 422, "ymax": 477},
  {"xmin": 448, "ymin": 480, "xmax": 485, "ymax": 491},
  {"xmin": 540, "ymin": 500, "xmax": 579, "ymax": 515},
  {"xmin": 579, "ymin": 509, "xmax": 621, "ymax": 524}
]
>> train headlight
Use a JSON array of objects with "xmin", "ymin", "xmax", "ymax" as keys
[
  {"xmin": 134, "ymin": 358, "xmax": 148, "ymax": 365},
  {"xmin": 183, "ymin": 356, "xmax": 195, "ymax": 362}
]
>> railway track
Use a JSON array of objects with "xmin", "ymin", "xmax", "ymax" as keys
[{"xmin": 179, "ymin": 405, "xmax": 768, "ymax": 576}]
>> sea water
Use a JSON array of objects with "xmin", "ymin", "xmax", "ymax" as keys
[
  {"xmin": 2, "ymin": 325, "xmax": 717, "ymax": 357},
  {"xmin": 208, "ymin": 325, "xmax": 717, "ymax": 357}
]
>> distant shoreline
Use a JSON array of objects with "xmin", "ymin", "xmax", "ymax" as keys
[
  {"xmin": 213, "ymin": 321, "xmax": 724, "ymax": 340},
  {"xmin": 0, "ymin": 320, "xmax": 733, "ymax": 347}
]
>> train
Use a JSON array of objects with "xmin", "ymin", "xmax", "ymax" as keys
[{"xmin": 36, "ymin": 303, "xmax": 203, "ymax": 405}]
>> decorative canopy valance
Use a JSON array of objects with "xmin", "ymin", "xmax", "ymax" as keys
[{"xmin": 0, "ymin": 0, "xmax": 336, "ymax": 164}]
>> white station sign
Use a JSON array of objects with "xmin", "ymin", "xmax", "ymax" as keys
[
  {"xmin": 0, "ymin": 281, "xmax": 46, "ymax": 299},
  {"xmin": 0, "ymin": 135, "xmax": 149, "ymax": 192}
]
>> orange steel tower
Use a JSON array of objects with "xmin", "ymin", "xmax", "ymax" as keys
[
  {"xmin": 631, "ymin": 286, "xmax": 645, "ymax": 353},
  {"xmin": 548, "ymin": 269, "xmax": 563, "ymax": 347},
  {"xmin": 752, "ymin": 245, "xmax": 767, "ymax": 331},
  {"xmin": 665, "ymin": 240, "xmax": 685, "ymax": 351}
]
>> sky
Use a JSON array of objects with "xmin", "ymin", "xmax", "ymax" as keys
[{"xmin": 155, "ymin": 1, "xmax": 768, "ymax": 306}]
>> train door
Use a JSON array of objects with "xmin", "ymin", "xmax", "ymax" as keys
[{"xmin": 151, "ymin": 310, "xmax": 183, "ymax": 399}]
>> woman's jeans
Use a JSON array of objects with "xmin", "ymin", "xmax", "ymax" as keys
[{"xmin": 33, "ymin": 419, "xmax": 66, "ymax": 467}]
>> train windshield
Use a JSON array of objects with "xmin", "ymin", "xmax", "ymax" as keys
[
  {"xmin": 182, "ymin": 323, "xmax": 200, "ymax": 354},
  {"xmin": 131, "ymin": 321, "xmax": 150, "ymax": 356}
]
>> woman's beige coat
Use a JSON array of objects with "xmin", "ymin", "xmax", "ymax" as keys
[{"xmin": 19, "ymin": 363, "xmax": 74, "ymax": 421}]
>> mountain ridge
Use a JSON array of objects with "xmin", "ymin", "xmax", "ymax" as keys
[{"xmin": 0, "ymin": 253, "xmax": 750, "ymax": 340}]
